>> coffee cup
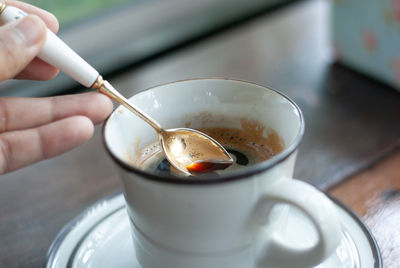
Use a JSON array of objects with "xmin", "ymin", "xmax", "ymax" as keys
[{"xmin": 103, "ymin": 79, "xmax": 342, "ymax": 268}]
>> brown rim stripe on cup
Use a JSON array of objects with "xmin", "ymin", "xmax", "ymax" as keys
[{"xmin": 102, "ymin": 78, "xmax": 305, "ymax": 185}]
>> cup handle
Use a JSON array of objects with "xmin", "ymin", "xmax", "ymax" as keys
[{"xmin": 255, "ymin": 179, "xmax": 342, "ymax": 268}]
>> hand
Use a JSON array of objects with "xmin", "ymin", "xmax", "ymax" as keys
[{"xmin": 0, "ymin": 1, "xmax": 113, "ymax": 174}]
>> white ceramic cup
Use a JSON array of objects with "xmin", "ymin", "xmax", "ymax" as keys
[{"xmin": 103, "ymin": 79, "xmax": 342, "ymax": 268}]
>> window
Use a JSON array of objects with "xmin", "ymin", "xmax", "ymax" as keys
[{"xmin": 24, "ymin": 0, "xmax": 134, "ymax": 27}]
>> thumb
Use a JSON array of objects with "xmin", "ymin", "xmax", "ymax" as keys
[{"xmin": 0, "ymin": 15, "xmax": 46, "ymax": 82}]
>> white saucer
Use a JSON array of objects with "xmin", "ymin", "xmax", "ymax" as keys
[{"xmin": 44, "ymin": 192, "xmax": 381, "ymax": 268}]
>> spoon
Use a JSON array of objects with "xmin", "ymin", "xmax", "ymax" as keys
[
  {"xmin": 94, "ymin": 76, "xmax": 233, "ymax": 176},
  {"xmin": 0, "ymin": 4, "xmax": 233, "ymax": 176}
]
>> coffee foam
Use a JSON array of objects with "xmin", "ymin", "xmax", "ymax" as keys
[
  {"xmin": 128, "ymin": 139, "xmax": 163, "ymax": 170},
  {"xmin": 197, "ymin": 118, "xmax": 284, "ymax": 162}
]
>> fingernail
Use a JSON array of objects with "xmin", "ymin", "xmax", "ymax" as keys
[{"xmin": 13, "ymin": 15, "xmax": 44, "ymax": 46}]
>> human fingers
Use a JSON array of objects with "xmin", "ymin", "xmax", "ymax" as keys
[
  {"xmin": 14, "ymin": 57, "xmax": 59, "ymax": 80},
  {"xmin": 0, "ymin": 15, "xmax": 47, "ymax": 82},
  {"xmin": 3, "ymin": 1, "xmax": 60, "ymax": 80},
  {"xmin": 0, "ymin": 116, "xmax": 93, "ymax": 174},
  {"xmin": 0, "ymin": 92, "xmax": 113, "ymax": 133},
  {"xmin": 5, "ymin": 0, "xmax": 59, "ymax": 33}
]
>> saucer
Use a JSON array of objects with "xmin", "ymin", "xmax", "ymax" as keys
[{"xmin": 44, "ymin": 193, "xmax": 381, "ymax": 268}]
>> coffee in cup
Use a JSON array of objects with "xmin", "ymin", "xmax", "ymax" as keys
[{"xmin": 129, "ymin": 118, "xmax": 284, "ymax": 177}]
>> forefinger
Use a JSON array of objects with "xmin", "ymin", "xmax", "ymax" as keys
[
  {"xmin": 0, "ymin": 116, "xmax": 94, "ymax": 174},
  {"xmin": 0, "ymin": 93, "xmax": 113, "ymax": 133},
  {"xmin": 4, "ymin": 0, "xmax": 59, "ymax": 33}
]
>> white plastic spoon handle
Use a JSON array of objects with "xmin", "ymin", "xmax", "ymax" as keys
[{"xmin": 0, "ymin": 5, "xmax": 99, "ymax": 88}]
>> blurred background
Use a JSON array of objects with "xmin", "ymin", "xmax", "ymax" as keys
[
  {"xmin": 0, "ymin": 0, "xmax": 298, "ymax": 96},
  {"xmin": 2, "ymin": 0, "xmax": 400, "ymax": 96}
]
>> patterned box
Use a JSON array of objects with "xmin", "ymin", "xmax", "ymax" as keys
[{"xmin": 333, "ymin": 0, "xmax": 400, "ymax": 91}]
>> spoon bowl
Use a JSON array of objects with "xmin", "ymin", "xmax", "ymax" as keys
[{"xmin": 160, "ymin": 128, "xmax": 233, "ymax": 175}]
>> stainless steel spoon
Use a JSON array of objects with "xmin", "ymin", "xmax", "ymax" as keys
[{"xmin": 0, "ymin": 4, "xmax": 233, "ymax": 176}]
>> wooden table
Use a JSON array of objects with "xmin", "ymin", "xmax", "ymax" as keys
[
  {"xmin": 330, "ymin": 147, "xmax": 400, "ymax": 267},
  {"xmin": 0, "ymin": 0, "xmax": 399, "ymax": 267}
]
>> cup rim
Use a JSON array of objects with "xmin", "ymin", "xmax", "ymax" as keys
[{"xmin": 102, "ymin": 78, "xmax": 305, "ymax": 185}]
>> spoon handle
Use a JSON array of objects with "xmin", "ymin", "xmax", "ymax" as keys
[
  {"xmin": 0, "ymin": 4, "xmax": 163, "ymax": 131},
  {"xmin": 95, "ymin": 77, "xmax": 163, "ymax": 131}
]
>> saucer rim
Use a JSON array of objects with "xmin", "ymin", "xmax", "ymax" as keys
[
  {"xmin": 331, "ymin": 197, "xmax": 382, "ymax": 268},
  {"xmin": 44, "ymin": 191, "xmax": 122, "ymax": 268},
  {"xmin": 43, "ymin": 191, "xmax": 382, "ymax": 268}
]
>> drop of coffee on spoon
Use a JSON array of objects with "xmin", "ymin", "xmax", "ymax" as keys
[{"xmin": 186, "ymin": 160, "xmax": 232, "ymax": 174}]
